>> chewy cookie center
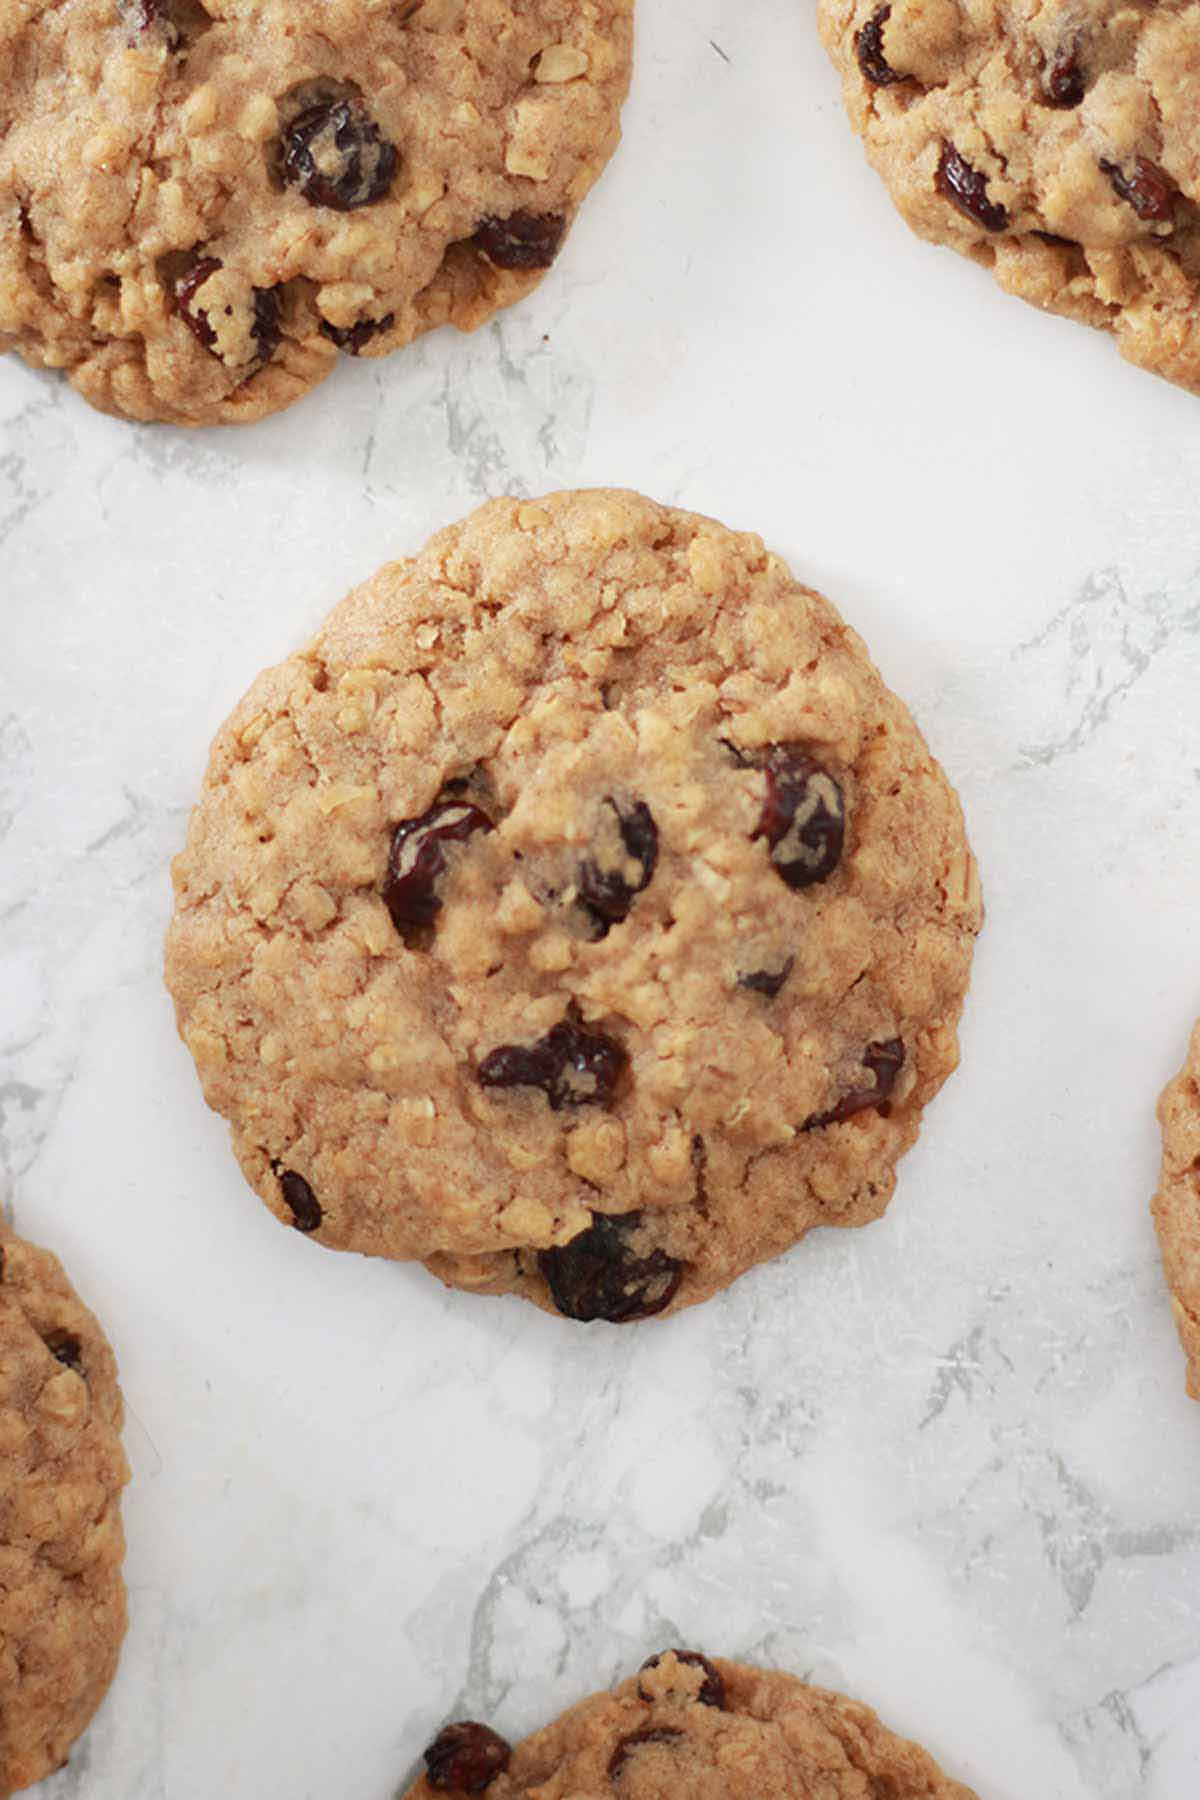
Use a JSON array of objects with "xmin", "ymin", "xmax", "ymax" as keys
[{"xmin": 378, "ymin": 722, "xmax": 853, "ymax": 1112}]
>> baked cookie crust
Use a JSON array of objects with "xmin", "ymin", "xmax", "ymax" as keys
[
  {"xmin": 165, "ymin": 489, "xmax": 982, "ymax": 1321},
  {"xmin": 819, "ymin": 0, "xmax": 1200, "ymax": 395},
  {"xmin": 1155, "ymin": 1021, "xmax": 1200, "ymax": 1399},
  {"xmin": 404, "ymin": 1651, "xmax": 980, "ymax": 1798},
  {"xmin": 0, "ymin": 0, "xmax": 633, "ymax": 426},
  {"xmin": 0, "ymin": 1225, "xmax": 129, "ymax": 1796}
]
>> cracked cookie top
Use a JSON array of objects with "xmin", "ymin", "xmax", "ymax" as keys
[
  {"xmin": 819, "ymin": 0, "xmax": 1200, "ymax": 395},
  {"xmin": 164, "ymin": 489, "xmax": 981, "ymax": 1321},
  {"xmin": 1155, "ymin": 1020, "xmax": 1200, "ymax": 1399},
  {"xmin": 0, "ymin": 1224, "xmax": 129, "ymax": 1796},
  {"xmin": 404, "ymin": 1652, "xmax": 980, "ymax": 1798},
  {"xmin": 0, "ymin": 0, "xmax": 632, "ymax": 425}
]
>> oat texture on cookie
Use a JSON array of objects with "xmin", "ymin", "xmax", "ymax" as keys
[
  {"xmin": 1154, "ymin": 1019, "xmax": 1200, "ymax": 1399},
  {"xmin": 0, "ymin": 1225, "xmax": 129, "ymax": 1797},
  {"xmin": 819, "ymin": 0, "xmax": 1200, "ymax": 394},
  {"xmin": 0, "ymin": 0, "xmax": 633, "ymax": 425},
  {"xmin": 165, "ymin": 490, "xmax": 982, "ymax": 1321},
  {"xmin": 404, "ymin": 1651, "xmax": 981, "ymax": 1797}
]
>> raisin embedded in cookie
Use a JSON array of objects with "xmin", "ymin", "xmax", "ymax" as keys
[
  {"xmin": 164, "ymin": 490, "xmax": 982, "ymax": 1321},
  {"xmin": 1154, "ymin": 1021, "xmax": 1200, "ymax": 1399},
  {"xmin": 0, "ymin": 1225, "xmax": 130, "ymax": 1794},
  {"xmin": 0, "ymin": 1, "xmax": 633, "ymax": 426},
  {"xmin": 403, "ymin": 1651, "xmax": 980, "ymax": 1797},
  {"xmin": 819, "ymin": 0, "xmax": 1200, "ymax": 395}
]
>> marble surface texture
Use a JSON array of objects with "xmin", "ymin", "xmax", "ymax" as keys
[{"xmin": 3, "ymin": 2, "xmax": 1200, "ymax": 1796}]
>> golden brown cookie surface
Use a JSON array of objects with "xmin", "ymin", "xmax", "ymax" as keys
[
  {"xmin": 1155, "ymin": 1021, "xmax": 1200, "ymax": 1399},
  {"xmin": 0, "ymin": 0, "xmax": 632, "ymax": 425},
  {"xmin": 819, "ymin": 0, "xmax": 1200, "ymax": 395},
  {"xmin": 404, "ymin": 1652, "xmax": 980, "ymax": 1798},
  {"xmin": 0, "ymin": 1225, "xmax": 129, "ymax": 1797},
  {"xmin": 165, "ymin": 489, "xmax": 982, "ymax": 1320}
]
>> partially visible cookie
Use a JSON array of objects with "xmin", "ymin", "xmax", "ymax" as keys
[
  {"xmin": 818, "ymin": 0, "xmax": 1200, "ymax": 395},
  {"xmin": 0, "ymin": 0, "xmax": 633, "ymax": 426},
  {"xmin": 165, "ymin": 489, "xmax": 982, "ymax": 1321},
  {"xmin": 1154, "ymin": 1022, "xmax": 1200, "ymax": 1399},
  {"xmin": 404, "ymin": 1650, "xmax": 979, "ymax": 1798},
  {"xmin": 0, "ymin": 1225, "xmax": 129, "ymax": 1796}
]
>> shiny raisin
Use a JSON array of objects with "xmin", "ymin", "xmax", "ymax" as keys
[
  {"xmin": 175, "ymin": 257, "xmax": 280, "ymax": 365},
  {"xmin": 121, "ymin": 0, "xmax": 209, "ymax": 47},
  {"xmin": 424, "ymin": 1721, "xmax": 511, "ymax": 1793},
  {"xmin": 804, "ymin": 1038, "xmax": 905, "ymax": 1131},
  {"xmin": 539, "ymin": 1212, "xmax": 684, "ymax": 1323},
  {"xmin": 383, "ymin": 798, "xmax": 493, "ymax": 940},
  {"xmin": 43, "ymin": 1330, "xmax": 83, "ymax": 1373},
  {"xmin": 1100, "ymin": 155, "xmax": 1177, "ymax": 223},
  {"xmin": 738, "ymin": 957, "xmax": 794, "ymax": 999},
  {"xmin": 1044, "ymin": 44, "xmax": 1085, "ymax": 108},
  {"xmin": 279, "ymin": 1169, "xmax": 322, "ymax": 1233},
  {"xmin": 320, "ymin": 312, "xmax": 395, "ymax": 355},
  {"xmin": 280, "ymin": 98, "xmax": 397, "ymax": 210},
  {"xmin": 638, "ymin": 1650, "xmax": 727, "ymax": 1709},
  {"xmin": 936, "ymin": 142, "xmax": 1010, "ymax": 232},
  {"xmin": 472, "ymin": 211, "xmax": 566, "ymax": 271},
  {"xmin": 579, "ymin": 799, "xmax": 659, "ymax": 933},
  {"xmin": 855, "ymin": 4, "xmax": 903, "ymax": 86},
  {"xmin": 477, "ymin": 1019, "xmax": 625, "ymax": 1111},
  {"xmin": 754, "ymin": 749, "xmax": 845, "ymax": 890}
]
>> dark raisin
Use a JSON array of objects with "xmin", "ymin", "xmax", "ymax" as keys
[
  {"xmin": 280, "ymin": 99, "xmax": 398, "ymax": 210},
  {"xmin": 1031, "ymin": 229, "xmax": 1078, "ymax": 247},
  {"xmin": 471, "ymin": 211, "xmax": 567, "ymax": 271},
  {"xmin": 855, "ymin": 4, "xmax": 903, "ymax": 86},
  {"xmin": 250, "ymin": 286, "xmax": 282, "ymax": 361},
  {"xmin": 175, "ymin": 256, "xmax": 280, "ymax": 365},
  {"xmin": 738, "ymin": 956, "xmax": 794, "ymax": 998},
  {"xmin": 539, "ymin": 1212, "xmax": 683, "ymax": 1323},
  {"xmin": 1099, "ymin": 155, "xmax": 1177, "ymax": 223},
  {"xmin": 804, "ymin": 1038, "xmax": 906, "ymax": 1131},
  {"xmin": 43, "ymin": 1330, "xmax": 83, "ymax": 1374},
  {"xmin": 690, "ymin": 1134, "xmax": 709, "ymax": 1215},
  {"xmin": 477, "ymin": 1019, "xmax": 625, "ymax": 1112},
  {"xmin": 121, "ymin": 0, "xmax": 209, "ymax": 47},
  {"xmin": 279, "ymin": 1169, "xmax": 322, "ymax": 1233},
  {"xmin": 423, "ymin": 1721, "xmax": 511, "ymax": 1793},
  {"xmin": 579, "ymin": 799, "xmax": 659, "ymax": 933},
  {"xmin": 753, "ymin": 748, "xmax": 845, "ymax": 891},
  {"xmin": 175, "ymin": 256, "xmax": 222, "ymax": 349},
  {"xmin": 319, "ymin": 311, "xmax": 395, "ymax": 355},
  {"xmin": 638, "ymin": 1650, "xmax": 727, "ymax": 1709},
  {"xmin": 936, "ymin": 142, "xmax": 1010, "ymax": 232},
  {"xmin": 1044, "ymin": 44, "xmax": 1086, "ymax": 108},
  {"xmin": 607, "ymin": 1728, "xmax": 684, "ymax": 1781},
  {"xmin": 383, "ymin": 799, "xmax": 493, "ymax": 939}
]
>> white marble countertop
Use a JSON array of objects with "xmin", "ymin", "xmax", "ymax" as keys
[{"xmin": 3, "ymin": 2, "xmax": 1200, "ymax": 1796}]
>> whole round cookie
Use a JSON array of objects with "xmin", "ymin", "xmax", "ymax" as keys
[
  {"xmin": 165, "ymin": 489, "xmax": 982, "ymax": 1321},
  {"xmin": 1154, "ymin": 1021, "xmax": 1200, "ymax": 1399},
  {"xmin": 819, "ymin": 0, "xmax": 1200, "ymax": 395},
  {"xmin": 404, "ymin": 1651, "xmax": 979, "ymax": 1798},
  {"xmin": 0, "ymin": 0, "xmax": 632, "ymax": 426},
  {"xmin": 0, "ymin": 1225, "xmax": 129, "ymax": 1795}
]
